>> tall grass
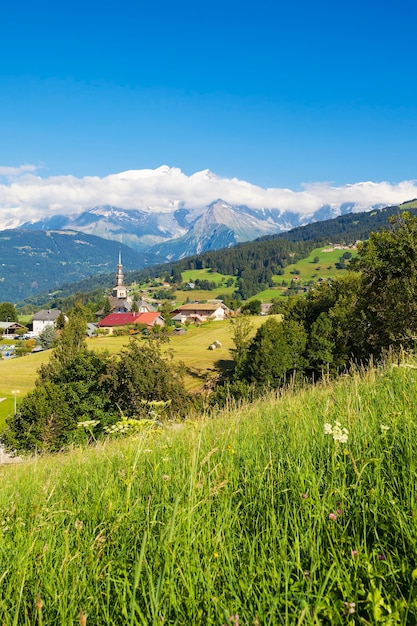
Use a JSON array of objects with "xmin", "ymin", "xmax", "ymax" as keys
[{"xmin": 1, "ymin": 359, "xmax": 417, "ymax": 624}]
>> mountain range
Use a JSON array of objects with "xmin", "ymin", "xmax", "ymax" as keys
[
  {"xmin": 19, "ymin": 197, "xmax": 381, "ymax": 262},
  {"xmin": 0, "ymin": 230, "xmax": 158, "ymax": 303},
  {"xmin": 2, "ymin": 164, "xmax": 416, "ymax": 303}
]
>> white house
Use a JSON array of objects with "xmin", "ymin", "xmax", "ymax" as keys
[
  {"xmin": 170, "ymin": 302, "xmax": 231, "ymax": 324},
  {"xmin": 31, "ymin": 309, "xmax": 63, "ymax": 336}
]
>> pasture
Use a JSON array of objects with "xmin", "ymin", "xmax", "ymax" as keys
[
  {"xmin": 0, "ymin": 316, "xmax": 270, "ymax": 426},
  {"xmin": 252, "ymin": 246, "xmax": 357, "ymax": 301}
]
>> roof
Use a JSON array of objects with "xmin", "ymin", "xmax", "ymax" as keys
[
  {"xmin": 32, "ymin": 309, "xmax": 62, "ymax": 321},
  {"xmin": 135, "ymin": 312, "xmax": 163, "ymax": 325},
  {"xmin": 97, "ymin": 313, "xmax": 143, "ymax": 327},
  {"xmin": 97, "ymin": 312, "xmax": 164, "ymax": 327},
  {"xmin": 136, "ymin": 300, "xmax": 156, "ymax": 312},
  {"xmin": 174, "ymin": 303, "xmax": 228, "ymax": 312},
  {"xmin": 0, "ymin": 321, "xmax": 27, "ymax": 330}
]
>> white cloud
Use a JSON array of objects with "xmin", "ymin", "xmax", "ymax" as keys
[
  {"xmin": 0, "ymin": 164, "xmax": 416, "ymax": 230},
  {"xmin": 0, "ymin": 164, "xmax": 39, "ymax": 178}
]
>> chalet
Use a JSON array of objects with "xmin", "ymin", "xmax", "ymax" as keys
[
  {"xmin": 0, "ymin": 321, "xmax": 28, "ymax": 336},
  {"xmin": 97, "ymin": 311, "xmax": 165, "ymax": 332},
  {"xmin": 170, "ymin": 302, "xmax": 231, "ymax": 324},
  {"xmin": 31, "ymin": 309, "xmax": 63, "ymax": 336}
]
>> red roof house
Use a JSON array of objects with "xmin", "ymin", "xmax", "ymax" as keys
[{"xmin": 97, "ymin": 312, "xmax": 165, "ymax": 330}]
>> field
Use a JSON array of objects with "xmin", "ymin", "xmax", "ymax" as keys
[
  {"xmin": 173, "ymin": 269, "xmax": 236, "ymax": 303},
  {"xmin": 0, "ymin": 317, "xmax": 271, "ymax": 425},
  {"xmin": 171, "ymin": 249, "xmax": 356, "ymax": 304},
  {"xmin": 251, "ymin": 246, "xmax": 357, "ymax": 301},
  {"xmin": 0, "ymin": 358, "xmax": 416, "ymax": 623}
]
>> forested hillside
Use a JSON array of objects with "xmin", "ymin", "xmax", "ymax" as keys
[{"xmin": 18, "ymin": 202, "xmax": 416, "ymax": 307}]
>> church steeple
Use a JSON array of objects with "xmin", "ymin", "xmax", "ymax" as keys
[
  {"xmin": 112, "ymin": 250, "xmax": 127, "ymax": 299},
  {"xmin": 116, "ymin": 250, "xmax": 124, "ymax": 287}
]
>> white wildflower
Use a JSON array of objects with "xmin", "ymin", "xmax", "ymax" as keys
[{"xmin": 324, "ymin": 421, "xmax": 349, "ymax": 444}]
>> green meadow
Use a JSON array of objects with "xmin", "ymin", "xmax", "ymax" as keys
[
  {"xmin": 0, "ymin": 357, "xmax": 417, "ymax": 623},
  {"xmin": 173, "ymin": 269, "xmax": 236, "ymax": 303},
  {"xmin": 252, "ymin": 246, "xmax": 357, "ymax": 301},
  {"xmin": 0, "ymin": 318, "xmax": 271, "ymax": 424}
]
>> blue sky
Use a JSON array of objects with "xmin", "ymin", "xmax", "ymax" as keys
[{"xmin": 1, "ymin": 0, "xmax": 416, "ymax": 189}]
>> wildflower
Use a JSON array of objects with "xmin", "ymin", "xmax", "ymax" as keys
[
  {"xmin": 343, "ymin": 602, "xmax": 356, "ymax": 615},
  {"xmin": 303, "ymin": 570, "xmax": 311, "ymax": 579},
  {"xmin": 214, "ymin": 552, "xmax": 219, "ymax": 559},
  {"xmin": 336, "ymin": 508, "xmax": 342, "ymax": 516},
  {"xmin": 378, "ymin": 553, "xmax": 386, "ymax": 560},
  {"xmin": 301, "ymin": 493, "xmax": 308, "ymax": 499},
  {"xmin": 228, "ymin": 616, "xmax": 240, "ymax": 626},
  {"xmin": 328, "ymin": 512, "xmax": 338, "ymax": 521},
  {"xmin": 380, "ymin": 424, "xmax": 390, "ymax": 433},
  {"xmin": 74, "ymin": 520, "xmax": 83, "ymax": 531},
  {"xmin": 162, "ymin": 474, "xmax": 170, "ymax": 481},
  {"xmin": 351, "ymin": 549, "xmax": 358, "ymax": 558},
  {"xmin": 324, "ymin": 421, "xmax": 349, "ymax": 443}
]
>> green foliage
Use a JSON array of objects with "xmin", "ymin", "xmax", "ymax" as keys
[
  {"xmin": 239, "ymin": 317, "xmax": 307, "ymax": 387},
  {"xmin": 0, "ymin": 302, "xmax": 18, "ymax": 322},
  {"xmin": 240, "ymin": 299, "xmax": 261, "ymax": 315},
  {"xmin": 353, "ymin": 213, "xmax": 417, "ymax": 355},
  {"xmin": 38, "ymin": 324, "xmax": 58, "ymax": 350},
  {"xmin": 3, "ymin": 349, "xmax": 113, "ymax": 452},
  {"xmin": 55, "ymin": 310, "xmax": 67, "ymax": 331},
  {"xmin": 102, "ymin": 297, "xmax": 112, "ymax": 316},
  {"xmin": 102, "ymin": 339, "xmax": 191, "ymax": 420}
]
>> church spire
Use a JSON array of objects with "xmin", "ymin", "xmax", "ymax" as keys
[
  {"xmin": 116, "ymin": 249, "xmax": 124, "ymax": 287},
  {"xmin": 113, "ymin": 250, "xmax": 127, "ymax": 298}
]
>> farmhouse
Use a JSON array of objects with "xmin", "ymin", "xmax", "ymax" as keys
[
  {"xmin": 0, "ymin": 321, "xmax": 28, "ymax": 336},
  {"xmin": 31, "ymin": 309, "xmax": 63, "ymax": 336},
  {"xmin": 170, "ymin": 302, "xmax": 231, "ymax": 324},
  {"xmin": 97, "ymin": 311, "xmax": 165, "ymax": 332}
]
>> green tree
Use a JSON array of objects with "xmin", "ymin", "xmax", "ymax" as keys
[
  {"xmin": 0, "ymin": 302, "xmax": 18, "ymax": 323},
  {"xmin": 38, "ymin": 324, "xmax": 58, "ymax": 350},
  {"xmin": 102, "ymin": 338, "xmax": 191, "ymax": 419},
  {"xmin": 102, "ymin": 297, "xmax": 112, "ymax": 317},
  {"xmin": 230, "ymin": 315, "xmax": 254, "ymax": 377},
  {"xmin": 55, "ymin": 311, "xmax": 67, "ymax": 331},
  {"xmin": 306, "ymin": 312, "xmax": 334, "ymax": 373},
  {"xmin": 239, "ymin": 318, "xmax": 307, "ymax": 388},
  {"xmin": 3, "ymin": 350, "xmax": 113, "ymax": 453},
  {"xmin": 159, "ymin": 300, "xmax": 173, "ymax": 324},
  {"xmin": 241, "ymin": 300, "xmax": 262, "ymax": 316},
  {"xmin": 352, "ymin": 213, "xmax": 417, "ymax": 355}
]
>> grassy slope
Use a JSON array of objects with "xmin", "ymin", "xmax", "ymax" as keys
[
  {"xmin": 0, "ymin": 317, "xmax": 270, "ymax": 424},
  {"xmin": 252, "ymin": 246, "xmax": 357, "ymax": 301},
  {"xmin": 1, "ymin": 359, "xmax": 417, "ymax": 623}
]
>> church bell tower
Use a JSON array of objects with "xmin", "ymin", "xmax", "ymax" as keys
[{"xmin": 112, "ymin": 250, "xmax": 127, "ymax": 299}]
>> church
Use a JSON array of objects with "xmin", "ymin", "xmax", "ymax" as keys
[
  {"xmin": 109, "ymin": 251, "xmax": 132, "ymax": 313},
  {"xmin": 96, "ymin": 253, "xmax": 156, "ymax": 317}
]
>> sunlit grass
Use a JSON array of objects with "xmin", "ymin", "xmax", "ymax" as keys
[
  {"xmin": 254, "ymin": 246, "xmax": 357, "ymax": 301},
  {"xmin": 1, "ymin": 357, "xmax": 417, "ymax": 623}
]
